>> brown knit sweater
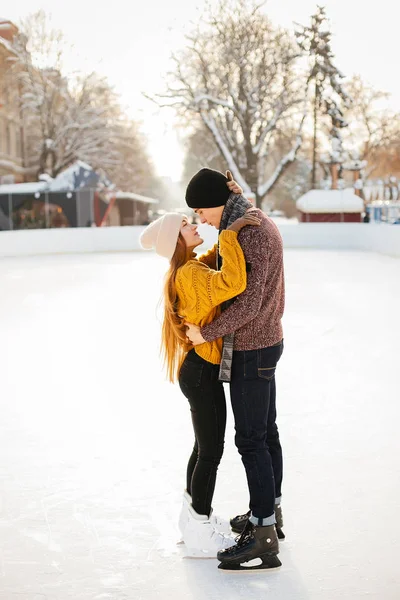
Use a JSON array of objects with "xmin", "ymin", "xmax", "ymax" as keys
[{"xmin": 201, "ymin": 210, "xmax": 285, "ymax": 350}]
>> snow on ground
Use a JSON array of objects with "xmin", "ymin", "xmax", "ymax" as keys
[{"xmin": 1, "ymin": 249, "xmax": 400, "ymax": 600}]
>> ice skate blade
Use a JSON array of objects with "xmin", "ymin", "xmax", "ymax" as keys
[
  {"xmin": 218, "ymin": 555, "xmax": 282, "ymax": 572},
  {"xmin": 183, "ymin": 552, "xmax": 217, "ymax": 559},
  {"xmin": 183, "ymin": 547, "xmax": 219, "ymax": 559}
]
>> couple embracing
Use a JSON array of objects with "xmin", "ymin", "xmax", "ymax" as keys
[{"xmin": 140, "ymin": 168, "xmax": 285, "ymax": 572}]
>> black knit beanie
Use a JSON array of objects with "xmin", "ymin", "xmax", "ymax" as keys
[{"xmin": 185, "ymin": 168, "xmax": 231, "ymax": 209}]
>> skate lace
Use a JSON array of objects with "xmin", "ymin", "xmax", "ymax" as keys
[{"xmin": 228, "ymin": 522, "xmax": 253, "ymax": 552}]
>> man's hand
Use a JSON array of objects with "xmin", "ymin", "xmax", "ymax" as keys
[{"xmin": 185, "ymin": 322, "xmax": 206, "ymax": 346}]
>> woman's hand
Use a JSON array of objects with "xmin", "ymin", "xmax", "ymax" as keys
[
  {"xmin": 227, "ymin": 211, "xmax": 261, "ymax": 233},
  {"xmin": 226, "ymin": 170, "xmax": 243, "ymax": 195},
  {"xmin": 227, "ymin": 179, "xmax": 243, "ymax": 195},
  {"xmin": 185, "ymin": 322, "xmax": 205, "ymax": 346}
]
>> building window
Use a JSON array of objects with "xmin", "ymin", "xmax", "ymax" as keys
[
  {"xmin": 16, "ymin": 127, "xmax": 22, "ymax": 158},
  {"xmin": 6, "ymin": 120, "xmax": 11, "ymax": 155}
]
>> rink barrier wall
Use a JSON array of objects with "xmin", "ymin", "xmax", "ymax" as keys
[{"xmin": 0, "ymin": 223, "xmax": 400, "ymax": 258}]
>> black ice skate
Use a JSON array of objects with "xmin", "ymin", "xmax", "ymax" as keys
[
  {"xmin": 217, "ymin": 520, "xmax": 282, "ymax": 571},
  {"xmin": 230, "ymin": 506, "xmax": 285, "ymax": 540},
  {"xmin": 229, "ymin": 510, "xmax": 250, "ymax": 534}
]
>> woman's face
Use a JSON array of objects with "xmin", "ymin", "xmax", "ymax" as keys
[{"xmin": 180, "ymin": 217, "xmax": 203, "ymax": 249}]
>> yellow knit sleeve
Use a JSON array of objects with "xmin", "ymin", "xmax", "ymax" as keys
[{"xmin": 179, "ymin": 230, "xmax": 247, "ymax": 313}]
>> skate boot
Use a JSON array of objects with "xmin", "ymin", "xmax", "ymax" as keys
[
  {"xmin": 183, "ymin": 504, "xmax": 235, "ymax": 558},
  {"xmin": 210, "ymin": 508, "xmax": 231, "ymax": 535},
  {"xmin": 274, "ymin": 502, "xmax": 285, "ymax": 540},
  {"xmin": 178, "ymin": 490, "xmax": 192, "ymax": 541},
  {"xmin": 217, "ymin": 520, "xmax": 281, "ymax": 571},
  {"xmin": 230, "ymin": 505, "xmax": 285, "ymax": 540},
  {"xmin": 178, "ymin": 491, "xmax": 231, "ymax": 540},
  {"xmin": 230, "ymin": 510, "xmax": 250, "ymax": 534}
]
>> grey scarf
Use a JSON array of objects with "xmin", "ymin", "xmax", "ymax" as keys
[{"xmin": 217, "ymin": 193, "xmax": 253, "ymax": 382}]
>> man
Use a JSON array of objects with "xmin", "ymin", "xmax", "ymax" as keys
[{"xmin": 185, "ymin": 168, "xmax": 285, "ymax": 571}]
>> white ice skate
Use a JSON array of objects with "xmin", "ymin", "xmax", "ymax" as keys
[
  {"xmin": 177, "ymin": 490, "xmax": 192, "ymax": 544},
  {"xmin": 178, "ymin": 491, "xmax": 231, "ymax": 543},
  {"xmin": 210, "ymin": 509, "xmax": 231, "ymax": 535},
  {"xmin": 183, "ymin": 504, "xmax": 235, "ymax": 558}
]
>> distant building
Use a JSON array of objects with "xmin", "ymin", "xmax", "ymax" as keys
[
  {"xmin": 0, "ymin": 161, "xmax": 159, "ymax": 229},
  {"xmin": 0, "ymin": 18, "xmax": 26, "ymax": 184},
  {"xmin": 296, "ymin": 189, "xmax": 364, "ymax": 223},
  {"xmin": 104, "ymin": 191, "xmax": 158, "ymax": 227}
]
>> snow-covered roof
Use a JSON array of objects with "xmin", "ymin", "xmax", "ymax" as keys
[
  {"xmin": 296, "ymin": 189, "xmax": 364, "ymax": 214},
  {"xmin": 115, "ymin": 191, "xmax": 159, "ymax": 205},
  {"xmin": 0, "ymin": 181, "xmax": 47, "ymax": 195},
  {"xmin": 48, "ymin": 161, "xmax": 99, "ymax": 192},
  {"xmin": 0, "ymin": 162, "xmax": 101, "ymax": 196},
  {"xmin": 0, "ymin": 164, "xmax": 158, "ymax": 206}
]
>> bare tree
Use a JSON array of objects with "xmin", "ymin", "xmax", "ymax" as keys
[
  {"xmin": 181, "ymin": 122, "xmax": 226, "ymax": 186},
  {"xmin": 105, "ymin": 118, "xmax": 158, "ymax": 195},
  {"xmin": 343, "ymin": 75, "xmax": 400, "ymax": 177},
  {"xmin": 295, "ymin": 6, "xmax": 352, "ymax": 189},
  {"xmin": 152, "ymin": 0, "xmax": 307, "ymax": 208},
  {"xmin": 49, "ymin": 72, "xmax": 124, "ymax": 176},
  {"xmin": 9, "ymin": 10, "xmax": 156, "ymax": 190},
  {"xmin": 10, "ymin": 12, "xmax": 124, "ymax": 177},
  {"xmin": 260, "ymin": 126, "xmax": 311, "ymax": 215}
]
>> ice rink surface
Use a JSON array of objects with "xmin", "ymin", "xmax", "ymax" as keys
[{"xmin": 1, "ymin": 248, "xmax": 400, "ymax": 600}]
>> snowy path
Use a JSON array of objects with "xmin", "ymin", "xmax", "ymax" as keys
[{"xmin": 1, "ymin": 250, "xmax": 399, "ymax": 600}]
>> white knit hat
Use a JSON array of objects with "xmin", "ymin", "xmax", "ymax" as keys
[{"xmin": 139, "ymin": 213, "xmax": 184, "ymax": 261}]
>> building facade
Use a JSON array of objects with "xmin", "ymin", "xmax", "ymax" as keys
[{"xmin": 0, "ymin": 18, "xmax": 25, "ymax": 183}]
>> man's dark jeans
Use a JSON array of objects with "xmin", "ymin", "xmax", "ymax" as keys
[{"xmin": 230, "ymin": 341, "xmax": 284, "ymax": 522}]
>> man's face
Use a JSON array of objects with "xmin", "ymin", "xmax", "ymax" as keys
[{"xmin": 193, "ymin": 206, "xmax": 224, "ymax": 229}]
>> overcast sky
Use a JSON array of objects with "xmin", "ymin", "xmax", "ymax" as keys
[{"xmin": 4, "ymin": 0, "xmax": 399, "ymax": 181}]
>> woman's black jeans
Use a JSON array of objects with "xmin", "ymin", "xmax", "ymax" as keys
[{"xmin": 178, "ymin": 349, "xmax": 226, "ymax": 517}]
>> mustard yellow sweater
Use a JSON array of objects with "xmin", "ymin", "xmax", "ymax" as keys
[{"xmin": 175, "ymin": 230, "xmax": 247, "ymax": 365}]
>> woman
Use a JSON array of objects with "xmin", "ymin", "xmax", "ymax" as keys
[{"xmin": 140, "ymin": 200, "xmax": 260, "ymax": 557}]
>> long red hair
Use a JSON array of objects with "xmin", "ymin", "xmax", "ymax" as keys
[{"xmin": 161, "ymin": 233, "xmax": 194, "ymax": 382}]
